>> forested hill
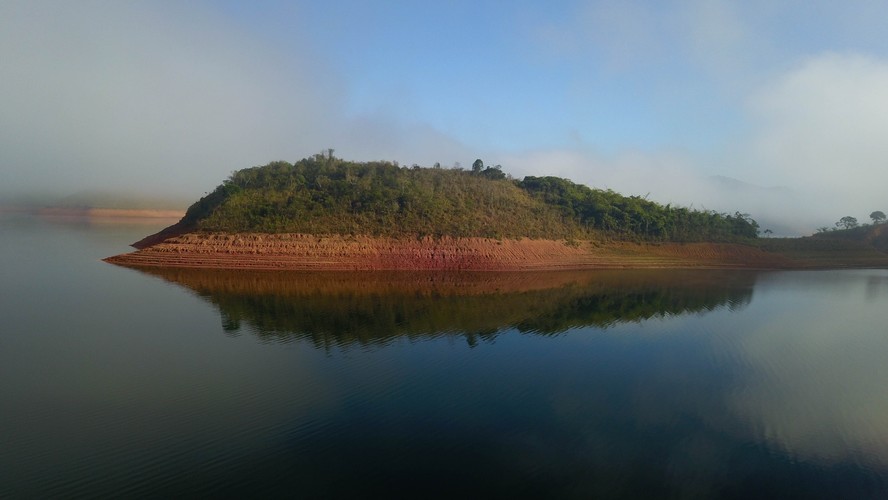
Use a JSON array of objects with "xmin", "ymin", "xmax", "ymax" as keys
[{"xmin": 179, "ymin": 154, "xmax": 759, "ymax": 242}]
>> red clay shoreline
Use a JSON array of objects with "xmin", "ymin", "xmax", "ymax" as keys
[{"xmin": 104, "ymin": 232, "xmax": 804, "ymax": 271}]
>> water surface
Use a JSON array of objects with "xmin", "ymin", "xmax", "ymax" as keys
[{"xmin": 2, "ymin": 213, "xmax": 887, "ymax": 498}]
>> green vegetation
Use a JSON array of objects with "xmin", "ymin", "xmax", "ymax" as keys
[
  {"xmin": 517, "ymin": 176, "xmax": 759, "ymax": 241},
  {"xmin": 180, "ymin": 153, "xmax": 760, "ymax": 242}
]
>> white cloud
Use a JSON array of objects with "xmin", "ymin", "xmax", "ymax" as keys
[
  {"xmin": 500, "ymin": 148, "xmax": 700, "ymax": 199},
  {"xmin": 744, "ymin": 53, "xmax": 888, "ymax": 225}
]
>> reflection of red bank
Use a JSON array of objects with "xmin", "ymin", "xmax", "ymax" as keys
[
  {"xmin": 116, "ymin": 266, "xmax": 760, "ymax": 299},
  {"xmin": 104, "ymin": 231, "xmax": 793, "ymax": 271}
]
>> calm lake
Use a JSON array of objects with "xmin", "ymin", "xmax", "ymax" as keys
[{"xmin": 2, "ymin": 213, "xmax": 888, "ymax": 498}]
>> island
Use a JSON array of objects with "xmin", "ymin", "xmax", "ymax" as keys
[{"xmin": 104, "ymin": 153, "xmax": 888, "ymax": 271}]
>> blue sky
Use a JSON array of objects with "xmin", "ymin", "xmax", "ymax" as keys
[{"xmin": 3, "ymin": 0, "xmax": 888, "ymax": 233}]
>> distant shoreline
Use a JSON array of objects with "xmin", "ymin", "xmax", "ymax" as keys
[
  {"xmin": 37, "ymin": 207, "xmax": 185, "ymax": 218},
  {"xmin": 0, "ymin": 207, "xmax": 185, "ymax": 219}
]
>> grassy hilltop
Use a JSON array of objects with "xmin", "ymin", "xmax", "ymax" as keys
[{"xmin": 178, "ymin": 153, "xmax": 759, "ymax": 242}]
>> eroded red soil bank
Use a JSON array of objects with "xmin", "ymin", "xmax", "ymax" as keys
[{"xmin": 104, "ymin": 232, "xmax": 793, "ymax": 271}]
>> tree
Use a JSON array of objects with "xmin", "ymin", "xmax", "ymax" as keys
[
  {"xmin": 836, "ymin": 216, "xmax": 859, "ymax": 230},
  {"xmin": 480, "ymin": 165, "xmax": 506, "ymax": 180},
  {"xmin": 870, "ymin": 211, "xmax": 886, "ymax": 224},
  {"xmin": 763, "ymin": 229, "xmax": 773, "ymax": 237},
  {"xmin": 472, "ymin": 159, "xmax": 484, "ymax": 173}
]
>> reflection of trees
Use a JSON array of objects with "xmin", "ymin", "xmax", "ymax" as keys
[{"xmin": 131, "ymin": 268, "xmax": 757, "ymax": 348}]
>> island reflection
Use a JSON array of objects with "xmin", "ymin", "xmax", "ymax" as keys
[{"xmin": 131, "ymin": 267, "xmax": 758, "ymax": 347}]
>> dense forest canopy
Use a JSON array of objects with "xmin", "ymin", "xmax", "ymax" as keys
[{"xmin": 181, "ymin": 154, "xmax": 759, "ymax": 242}]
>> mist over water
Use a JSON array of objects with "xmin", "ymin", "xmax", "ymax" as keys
[{"xmin": 3, "ymin": 213, "xmax": 888, "ymax": 497}]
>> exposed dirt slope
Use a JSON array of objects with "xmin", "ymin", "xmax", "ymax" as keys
[{"xmin": 104, "ymin": 232, "xmax": 793, "ymax": 271}]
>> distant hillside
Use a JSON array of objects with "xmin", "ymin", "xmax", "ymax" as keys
[
  {"xmin": 758, "ymin": 223, "xmax": 888, "ymax": 266},
  {"xmin": 53, "ymin": 190, "xmax": 189, "ymax": 210},
  {"xmin": 811, "ymin": 223, "xmax": 888, "ymax": 251},
  {"xmin": 175, "ymin": 154, "xmax": 759, "ymax": 242},
  {"xmin": 0, "ymin": 190, "xmax": 189, "ymax": 211}
]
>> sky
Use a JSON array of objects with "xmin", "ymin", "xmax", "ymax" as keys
[{"xmin": 3, "ymin": 0, "xmax": 888, "ymax": 234}]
